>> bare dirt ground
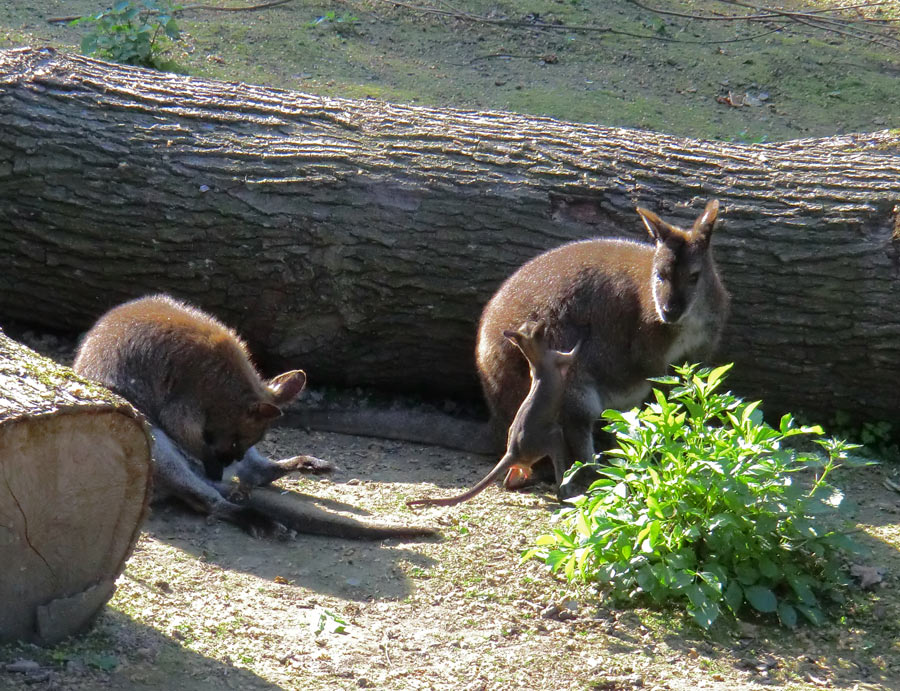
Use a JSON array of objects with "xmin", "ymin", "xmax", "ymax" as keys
[{"xmin": 2, "ymin": 406, "xmax": 899, "ymax": 691}]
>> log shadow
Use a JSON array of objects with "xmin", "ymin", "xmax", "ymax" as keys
[{"xmin": 0, "ymin": 610, "xmax": 283, "ymax": 691}]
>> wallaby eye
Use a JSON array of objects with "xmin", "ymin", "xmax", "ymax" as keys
[{"xmin": 655, "ymin": 270, "xmax": 667, "ymax": 283}]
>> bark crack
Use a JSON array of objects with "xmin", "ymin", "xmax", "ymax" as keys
[{"xmin": 2, "ymin": 470, "xmax": 57, "ymax": 584}]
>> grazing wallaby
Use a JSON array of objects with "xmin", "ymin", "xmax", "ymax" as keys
[
  {"xmin": 408, "ymin": 320, "xmax": 578, "ymax": 508},
  {"xmin": 73, "ymin": 294, "xmax": 436, "ymax": 539},
  {"xmin": 476, "ymin": 199, "xmax": 729, "ymax": 473}
]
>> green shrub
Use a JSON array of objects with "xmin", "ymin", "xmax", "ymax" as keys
[
  {"xmin": 71, "ymin": 1, "xmax": 182, "ymax": 69},
  {"xmin": 525, "ymin": 363, "xmax": 868, "ymax": 630}
]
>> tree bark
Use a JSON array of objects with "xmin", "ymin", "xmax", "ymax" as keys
[
  {"xmin": 0, "ymin": 328, "xmax": 152, "ymax": 645},
  {"xmin": 1, "ymin": 47, "xmax": 899, "ymax": 425}
]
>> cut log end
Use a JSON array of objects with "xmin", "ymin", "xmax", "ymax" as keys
[{"xmin": 0, "ymin": 331, "xmax": 152, "ymax": 644}]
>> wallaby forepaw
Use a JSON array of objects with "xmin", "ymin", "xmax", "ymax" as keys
[
  {"xmin": 279, "ymin": 454, "xmax": 333, "ymax": 475},
  {"xmin": 225, "ymin": 480, "xmax": 252, "ymax": 504}
]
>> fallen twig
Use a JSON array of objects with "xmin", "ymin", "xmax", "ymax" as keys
[
  {"xmin": 378, "ymin": 0, "xmax": 789, "ymax": 45},
  {"xmin": 48, "ymin": 0, "xmax": 294, "ymax": 24},
  {"xmin": 718, "ymin": 0, "xmax": 900, "ymax": 48}
]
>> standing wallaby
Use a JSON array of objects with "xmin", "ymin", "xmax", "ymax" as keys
[
  {"xmin": 408, "ymin": 320, "xmax": 578, "ymax": 508},
  {"xmin": 476, "ymin": 199, "xmax": 729, "ymax": 472},
  {"xmin": 73, "ymin": 294, "xmax": 436, "ymax": 539}
]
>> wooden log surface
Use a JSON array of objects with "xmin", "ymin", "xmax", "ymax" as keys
[
  {"xmin": 0, "ymin": 329, "xmax": 152, "ymax": 644},
  {"xmin": 1, "ymin": 47, "xmax": 899, "ymax": 425}
]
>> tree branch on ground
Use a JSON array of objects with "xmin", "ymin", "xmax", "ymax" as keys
[
  {"xmin": 378, "ymin": 0, "xmax": 899, "ymax": 50},
  {"xmin": 629, "ymin": 0, "xmax": 900, "ymax": 50},
  {"xmin": 378, "ymin": 0, "xmax": 789, "ymax": 45},
  {"xmin": 47, "ymin": 0, "xmax": 295, "ymax": 25}
]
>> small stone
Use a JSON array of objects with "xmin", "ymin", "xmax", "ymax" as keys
[
  {"xmin": 540, "ymin": 604, "xmax": 560, "ymax": 619},
  {"xmin": 23, "ymin": 672, "xmax": 51, "ymax": 684},
  {"xmin": 6, "ymin": 660, "xmax": 41, "ymax": 674}
]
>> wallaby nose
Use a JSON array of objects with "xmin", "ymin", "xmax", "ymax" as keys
[{"xmin": 661, "ymin": 305, "xmax": 684, "ymax": 323}]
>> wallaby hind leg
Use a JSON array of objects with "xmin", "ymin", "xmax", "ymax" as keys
[
  {"xmin": 561, "ymin": 385, "xmax": 603, "ymax": 467},
  {"xmin": 231, "ymin": 445, "xmax": 333, "ymax": 490},
  {"xmin": 150, "ymin": 428, "xmax": 287, "ymax": 537},
  {"xmin": 558, "ymin": 387, "xmax": 607, "ymax": 500}
]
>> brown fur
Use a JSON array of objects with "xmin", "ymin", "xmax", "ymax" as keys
[
  {"xmin": 408, "ymin": 321, "xmax": 577, "ymax": 508},
  {"xmin": 74, "ymin": 294, "xmax": 305, "ymax": 481},
  {"xmin": 75, "ymin": 295, "xmax": 438, "ymax": 539},
  {"xmin": 476, "ymin": 200, "xmax": 729, "ymax": 470}
]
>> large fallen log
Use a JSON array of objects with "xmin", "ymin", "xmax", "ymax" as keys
[
  {"xmin": 0, "ymin": 47, "xmax": 898, "ymax": 425},
  {"xmin": 0, "ymin": 329, "xmax": 151, "ymax": 645}
]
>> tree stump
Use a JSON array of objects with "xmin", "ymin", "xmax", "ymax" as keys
[
  {"xmin": 1, "ymin": 47, "xmax": 899, "ymax": 425},
  {"xmin": 0, "ymin": 330, "xmax": 151, "ymax": 645}
]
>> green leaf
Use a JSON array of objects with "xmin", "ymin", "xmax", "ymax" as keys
[
  {"xmin": 757, "ymin": 557, "xmax": 781, "ymax": 580},
  {"xmin": 307, "ymin": 607, "xmax": 350, "ymax": 635},
  {"xmin": 796, "ymin": 604, "xmax": 826, "ymax": 626},
  {"xmin": 724, "ymin": 581, "xmax": 743, "ymax": 613},
  {"xmin": 744, "ymin": 585, "xmax": 777, "ymax": 613},
  {"xmin": 81, "ymin": 35, "xmax": 99, "ymax": 55},
  {"xmin": 689, "ymin": 599, "xmax": 720, "ymax": 630},
  {"xmin": 777, "ymin": 602, "xmax": 798, "ymax": 629},
  {"xmin": 788, "ymin": 576, "xmax": 817, "ymax": 606},
  {"xmin": 706, "ymin": 363, "xmax": 733, "ymax": 389},
  {"xmin": 734, "ymin": 563, "xmax": 759, "ymax": 586},
  {"xmin": 165, "ymin": 18, "xmax": 180, "ymax": 40}
]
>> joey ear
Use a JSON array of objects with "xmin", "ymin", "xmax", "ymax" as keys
[
  {"xmin": 561, "ymin": 341, "xmax": 580, "ymax": 360},
  {"xmin": 503, "ymin": 329, "xmax": 523, "ymax": 346},
  {"xmin": 636, "ymin": 207, "xmax": 674, "ymax": 243},
  {"xmin": 554, "ymin": 341, "xmax": 580, "ymax": 376},
  {"xmin": 251, "ymin": 401, "xmax": 282, "ymax": 420},
  {"xmin": 530, "ymin": 320, "xmax": 547, "ymax": 341},
  {"xmin": 268, "ymin": 369, "xmax": 307, "ymax": 404},
  {"xmin": 693, "ymin": 199, "xmax": 720, "ymax": 244}
]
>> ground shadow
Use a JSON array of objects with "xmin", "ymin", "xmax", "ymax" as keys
[
  {"xmin": 0, "ymin": 609, "xmax": 283, "ymax": 691},
  {"xmin": 145, "ymin": 503, "xmax": 437, "ymax": 603}
]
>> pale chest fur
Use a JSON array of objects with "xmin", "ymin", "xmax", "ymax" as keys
[{"xmin": 664, "ymin": 307, "xmax": 717, "ymax": 368}]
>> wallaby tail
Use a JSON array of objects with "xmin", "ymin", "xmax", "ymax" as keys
[
  {"xmin": 281, "ymin": 408, "xmax": 497, "ymax": 455},
  {"xmin": 246, "ymin": 487, "xmax": 440, "ymax": 540},
  {"xmin": 406, "ymin": 452, "xmax": 516, "ymax": 508}
]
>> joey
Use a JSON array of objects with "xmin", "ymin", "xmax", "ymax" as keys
[{"xmin": 408, "ymin": 320, "xmax": 577, "ymax": 507}]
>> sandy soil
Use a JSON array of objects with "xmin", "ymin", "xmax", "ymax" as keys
[{"xmin": 2, "ymin": 418, "xmax": 899, "ymax": 691}]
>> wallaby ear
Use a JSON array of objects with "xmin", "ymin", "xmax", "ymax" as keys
[
  {"xmin": 268, "ymin": 369, "xmax": 307, "ymax": 405},
  {"xmin": 251, "ymin": 401, "xmax": 282, "ymax": 420},
  {"xmin": 692, "ymin": 199, "xmax": 720, "ymax": 244},
  {"xmin": 636, "ymin": 206, "xmax": 676, "ymax": 243}
]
